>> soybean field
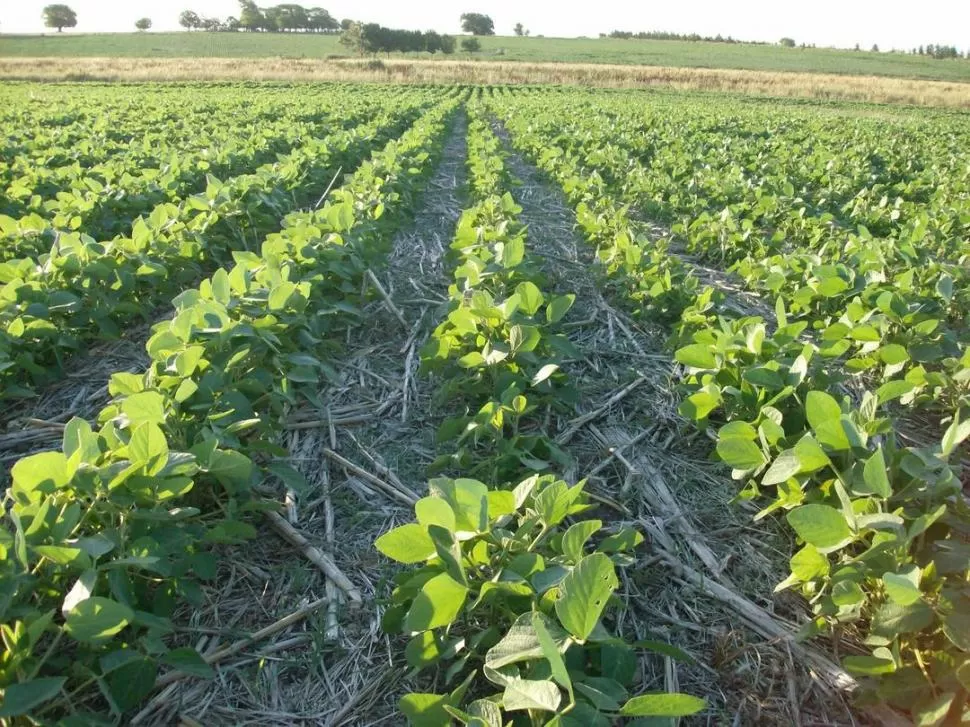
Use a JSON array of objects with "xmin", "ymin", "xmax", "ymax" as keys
[{"xmin": 0, "ymin": 82, "xmax": 968, "ymax": 726}]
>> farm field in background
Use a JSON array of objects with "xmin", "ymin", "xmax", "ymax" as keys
[
  {"xmin": 2, "ymin": 32, "xmax": 970, "ymax": 82},
  {"xmin": 0, "ymin": 81, "xmax": 968, "ymax": 725}
]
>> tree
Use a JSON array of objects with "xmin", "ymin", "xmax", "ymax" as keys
[
  {"xmin": 871, "ymin": 43, "xmax": 879, "ymax": 52},
  {"xmin": 461, "ymin": 36, "xmax": 481, "ymax": 52},
  {"xmin": 238, "ymin": 0, "xmax": 264, "ymax": 31},
  {"xmin": 439, "ymin": 34, "xmax": 456, "ymax": 54},
  {"xmin": 307, "ymin": 7, "xmax": 338, "ymax": 32},
  {"xmin": 135, "ymin": 17, "xmax": 152, "ymax": 31},
  {"xmin": 460, "ymin": 12, "xmax": 494, "ymax": 36},
  {"xmin": 42, "ymin": 4, "xmax": 77, "ymax": 32},
  {"xmin": 179, "ymin": 10, "xmax": 201, "ymax": 30},
  {"xmin": 779, "ymin": 37, "xmax": 795, "ymax": 48},
  {"xmin": 340, "ymin": 21, "xmax": 368, "ymax": 55},
  {"xmin": 513, "ymin": 22, "xmax": 525, "ymax": 36},
  {"xmin": 269, "ymin": 4, "xmax": 308, "ymax": 32}
]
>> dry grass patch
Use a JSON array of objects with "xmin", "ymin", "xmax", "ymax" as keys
[{"xmin": 3, "ymin": 56, "xmax": 969, "ymax": 108}]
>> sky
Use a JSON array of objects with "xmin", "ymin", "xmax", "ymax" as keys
[{"xmin": 1, "ymin": 0, "xmax": 968, "ymax": 51}]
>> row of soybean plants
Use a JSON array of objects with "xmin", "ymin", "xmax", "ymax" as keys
[
  {"xmin": 0, "ymin": 89, "xmax": 447, "ymax": 399},
  {"xmin": 0, "ymin": 85, "xmax": 407, "ymax": 258},
  {"xmin": 376, "ymin": 100, "xmax": 706, "ymax": 726},
  {"xmin": 0, "ymin": 96, "xmax": 460, "ymax": 722},
  {"xmin": 0, "ymin": 83, "xmax": 375, "ymax": 227},
  {"xmin": 490, "ymin": 89, "xmax": 970, "ymax": 423},
  {"xmin": 487, "ymin": 89, "xmax": 970, "ymax": 723}
]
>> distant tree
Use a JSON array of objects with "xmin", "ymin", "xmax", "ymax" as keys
[
  {"xmin": 460, "ymin": 12, "xmax": 494, "ymax": 36},
  {"xmin": 135, "ymin": 17, "xmax": 152, "ymax": 31},
  {"xmin": 307, "ymin": 7, "xmax": 338, "ymax": 32},
  {"xmin": 461, "ymin": 36, "xmax": 481, "ymax": 52},
  {"xmin": 179, "ymin": 10, "xmax": 201, "ymax": 30},
  {"xmin": 268, "ymin": 4, "xmax": 308, "ymax": 32},
  {"xmin": 340, "ymin": 21, "xmax": 368, "ymax": 55},
  {"xmin": 224, "ymin": 16, "xmax": 241, "ymax": 31},
  {"xmin": 918, "ymin": 45, "xmax": 924, "ymax": 55},
  {"xmin": 871, "ymin": 43, "xmax": 879, "ymax": 52},
  {"xmin": 42, "ymin": 4, "xmax": 77, "ymax": 32},
  {"xmin": 779, "ymin": 37, "xmax": 796, "ymax": 48},
  {"xmin": 238, "ymin": 0, "xmax": 264, "ymax": 31},
  {"xmin": 440, "ymin": 34, "xmax": 456, "ymax": 54},
  {"xmin": 201, "ymin": 16, "xmax": 222, "ymax": 31},
  {"xmin": 854, "ymin": 43, "xmax": 860, "ymax": 51},
  {"xmin": 340, "ymin": 18, "xmax": 353, "ymax": 30},
  {"xmin": 513, "ymin": 22, "xmax": 525, "ymax": 36}
]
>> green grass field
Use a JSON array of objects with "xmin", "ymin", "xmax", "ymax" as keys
[{"xmin": 1, "ymin": 32, "xmax": 968, "ymax": 82}]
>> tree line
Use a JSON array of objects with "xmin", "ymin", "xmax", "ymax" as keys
[
  {"xmin": 339, "ymin": 23, "xmax": 459, "ymax": 55},
  {"xmin": 603, "ymin": 30, "xmax": 765, "ymax": 45},
  {"xmin": 179, "ymin": 2, "xmax": 341, "ymax": 32}
]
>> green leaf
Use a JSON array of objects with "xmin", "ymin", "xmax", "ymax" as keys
[
  {"xmin": 63, "ymin": 417, "xmax": 100, "ymax": 464},
  {"xmin": 128, "ymin": 422, "xmax": 169, "ymax": 476},
  {"xmin": 620, "ymin": 692, "xmax": 707, "ymax": 717},
  {"xmin": 415, "ymin": 498, "xmax": 456, "ymax": 532},
  {"xmin": 794, "ymin": 435, "xmax": 830, "ymax": 473},
  {"xmin": 842, "ymin": 654, "xmax": 896, "ymax": 676},
  {"xmin": 555, "ymin": 553, "xmax": 617, "ymax": 641},
  {"xmin": 501, "ymin": 677, "xmax": 561, "ymax": 712},
  {"xmin": 942, "ymin": 411, "xmax": 970, "ymax": 457},
  {"xmin": 516, "ymin": 281, "xmax": 544, "ymax": 316},
  {"xmin": 375, "ymin": 524, "xmax": 435, "ymax": 564},
  {"xmin": 806, "ymin": 391, "xmax": 841, "ymax": 430},
  {"xmin": 597, "ymin": 527, "xmax": 644, "ymax": 553},
  {"xmin": 561, "ymin": 520, "xmax": 602, "ymax": 563},
  {"xmin": 105, "ymin": 657, "xmax": 157, "ymax": 712},
  {"xmin": 399, "ymin": 692, "xmax": 450, "ymax": 727},
  {"xmin": 65, "ymin": 597, "xmax": 134, "ymax": 644},
  {"xmin": 876, "ymin": 379, "xmax": 916, "ymax": 404},
  {"xmin": 0, "ymin": 677, "xmax": 66, "ymax": 717},
  {"xmin": 11, "ymin": 451, "xmax": 73, "ymax": 501},
  {"xmin": 872, "ymin": 601, "xmax": 935, "ymax": 640},
  {"xmin": 430, "ymin": 478, "xmax": 488, "ymax": 533},
  {"xmin": 675, "ymin": 344, "xmax": 716, "ymax": 369},
  {"xmin": 715, "ymin": 437, "xmax": 766, "ymax": 471},
  {"xmin": 161, "ymin": 647, "xmax": 214, "ymax": 678},
  {"xmin": 679, "ymin": 390, "xmax": 720, "ymax": 421},
  {"xmin": 786, "ymin": 505, "xmax": 853, "ymax": 553},
  {"xmin": 943, "ymin": 610, "xmax": 970, "ymax": 651},
  {"xmin": 404, "ymin": 573, "xmax": 468, "ymax": 632},
  {"xmin": 406, "ymin": 630, "xmax": 442, "ymax": 669},
  {"xmin": 120, "ymin": 391, "xmax": 167, "ymax": 427},
  {"xmin": 34, "ymin": 545, "xmax": 91, "ymax": 570},
  {"xmin": 859, "ymin": 445, "xmax": 892, "ymax": 498},
  {"xmin": 878, "ymin": 344, "xmax": 909, "ymax": 365},
  {"xmin": 761, "ymin": 449, "xmax": 801, "ymax": 485},
  {"xmin": 914, "ymin": 693, "xmax": 956, "ymax": 727},
  {"xmin": 882, "ymin": 567, "xmax": 921, "ymax": 606},
  {"xmin": 532, "ymin": 612, "xmax": 572, "ymax": 695},
  {"xmin": 207, "ymin": 450, "xmax": 252, "ymax": 491},
  {"xmin": 788, "ymin": 545, "xmax": 829, "ymax": 583},
  {"xmin": 546, "ymin": 294, "xmax": 575, "ymax": 323}
]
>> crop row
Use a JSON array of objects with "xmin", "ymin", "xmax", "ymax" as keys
[
  {"xmin": 489, "ymin": 92, "xmax": 970, "ymax": 426},
  {"xmin": 0, "ymin": 93, "xmax": 442, "ymax": 398},
  {"xmin": 486, "ymin": 89, "xmax": 970, "ymax": 723},
  {"xmin": 0, "ymin": 97, "xmax": 459, "ymax": 721},
  {"xmin": 378, "ymin": 100, "xmax": 706, "ymax": 726},
  {"xmin": 0, "ymin": 87, "xmax": 415, "ymax": 253}
]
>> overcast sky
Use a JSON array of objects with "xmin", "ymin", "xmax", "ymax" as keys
[{"xmin": 1, "ymin": 0, "xmax": 967, "ymax": 51}]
